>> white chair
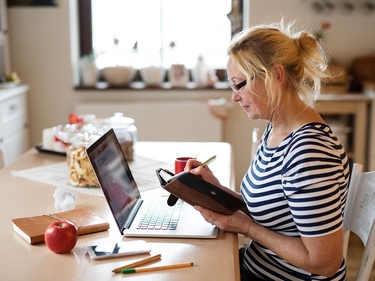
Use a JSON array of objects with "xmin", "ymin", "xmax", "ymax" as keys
[
  {"xmin": 0, "ymin": 149, "xmax": 4, "ymax": 169},
  {"xmin": 343, "ymin": 163, "xmax": 375, "ymax": 281}
]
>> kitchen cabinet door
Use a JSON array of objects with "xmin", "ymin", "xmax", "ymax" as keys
[{"xmin": 0, "ymin": 85, "xmax": 30, "ymax": 166}]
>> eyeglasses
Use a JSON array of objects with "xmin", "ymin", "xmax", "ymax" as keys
[{"xmin": 228, "ymin": 79, "xmax": 247, "ymax": 93}]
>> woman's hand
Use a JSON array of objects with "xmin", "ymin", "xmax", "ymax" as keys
[
  {"xmin": 194, "ymin": 205, "xmax": 254, "ymax": 235},
  {"xmin": 185, "ymin": 158, "xmax": 251, "ymax": 233},
  {"xmin": 195, "ymin": 202, "xmax": 343, "ymax": 277},
  {"xmin": 184, "ymin": 158, "xmax": 223, "ymax": 188}
]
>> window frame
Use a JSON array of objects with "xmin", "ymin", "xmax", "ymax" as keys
[
  {"xmin": 77, "ymin": 0, "xmax": 244, "ymax": 86},
  {"xmin": 79, "ymin": 0, "xmax": 244, "ymax": 58}
]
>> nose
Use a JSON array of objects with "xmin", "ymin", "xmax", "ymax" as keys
[{"xmin": 231, "ymin": 91, "xmax": 241, "ymax": 103}]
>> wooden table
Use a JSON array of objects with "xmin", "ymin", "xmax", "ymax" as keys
[{"xmin": 0, "ymin": 141, "xmax": 240, "ymax": 281}]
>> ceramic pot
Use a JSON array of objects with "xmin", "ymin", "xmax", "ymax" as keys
[
  {"xmin": 81, "ymin": 61, "xmax": 99, "ymax": 86},
  {"xmin": 140, "ymin": 66, "xmax": 166, "ymax": 86}
]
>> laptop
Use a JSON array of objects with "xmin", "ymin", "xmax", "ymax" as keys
[{"xmin": 86, "ymin": 128, "xmax": 218, "ymax": 238}]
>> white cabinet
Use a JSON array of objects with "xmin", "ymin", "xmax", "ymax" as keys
[
  {"xmin": 0, "ymin": 0, "xmax": 28, "ymax": 166},
  {"xmin": 0, "ymin": 85, "xmax": 29, "ymax": 166}
]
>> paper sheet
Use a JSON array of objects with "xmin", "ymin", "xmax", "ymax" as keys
[{"xmin": 11, "ymin": 154, "xmax": 172, "ymax": 197}]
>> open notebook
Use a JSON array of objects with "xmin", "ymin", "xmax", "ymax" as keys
[{"xmin": 86, "ymin": 129, "xmax": 218, "ymax": 238}]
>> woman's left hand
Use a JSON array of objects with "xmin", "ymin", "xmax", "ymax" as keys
[{"xmin": 194, "ymin": 205, "xmax": 254, "ymax": 235}]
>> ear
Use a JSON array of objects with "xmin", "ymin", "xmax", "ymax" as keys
[{"xmin": 273, "ymin": 64, "xmax": 285, "ymax": 85}]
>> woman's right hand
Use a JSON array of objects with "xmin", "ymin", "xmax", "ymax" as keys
[{"xmin": 184, "ymin": 158, "xmax": 223, "ymax": 188}]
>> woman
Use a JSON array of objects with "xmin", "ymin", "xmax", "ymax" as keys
[{"xmin": 186, "ymin": 21, "xmax": 349, "ymax": 280}]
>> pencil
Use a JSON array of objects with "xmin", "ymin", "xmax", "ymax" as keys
[
  {"xmin": 112, "ymin": 254, "xmax": 161, "ymax": 273},
  {"xmin": 121, "ymin": 262, "xmax": 194, "ymax": 274},
  {"xmin": 201, "ymin": 155, "xmax": 216, "ymax": 167}
]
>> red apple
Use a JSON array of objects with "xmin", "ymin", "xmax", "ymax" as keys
[{"xmin": 44, "ymin": 220, "xmax": 78, "ymax": 254}]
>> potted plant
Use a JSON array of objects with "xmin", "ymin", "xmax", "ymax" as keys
[
  {"xmin": 80, "ymin": 51, "xmax": 101, "ymax": 86},
  {"xmin": 132, "ymin": 42, "xmax": 166, "ymax": 87}
]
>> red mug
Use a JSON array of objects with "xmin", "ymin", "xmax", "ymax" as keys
[{"xmin": 174, "ymin": 157, "xmax": 194, "ymax": 174}]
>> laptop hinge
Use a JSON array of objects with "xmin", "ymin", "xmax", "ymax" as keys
[{"xmin": 122, "ymin": 199, "xmax": 143, "ymax": 233}]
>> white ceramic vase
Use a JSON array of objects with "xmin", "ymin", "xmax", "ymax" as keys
[
  {"xmin": 81, "ymin": 61, "xmax": 99, "ymax": 86},
  {"xmin": 140, "ymin": 66, "xmax": 166, "ymax": 86}
]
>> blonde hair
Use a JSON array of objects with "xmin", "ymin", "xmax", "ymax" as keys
[{"xmin": 227, "ymin": 20, "xmax": 329, "ymax": 110}]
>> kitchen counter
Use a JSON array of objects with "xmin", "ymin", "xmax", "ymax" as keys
[{"xmin": 0, "ymin": 84, "xmax": 29, "ymax": 102}]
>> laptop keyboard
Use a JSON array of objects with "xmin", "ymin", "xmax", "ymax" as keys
[{"xmin": 136, "ymin": 199, "xmax": 183, "ymax": 230}]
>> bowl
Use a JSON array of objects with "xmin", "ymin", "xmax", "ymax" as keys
[{"xmin": 101, "ymin": 66, "xmax": 135, "ymax": 86}]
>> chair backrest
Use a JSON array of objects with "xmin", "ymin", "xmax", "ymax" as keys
[
  {"xmin": 343, "ymin": 163, "xmax": 375, "ymax": 281},
  {"xmin": 0, "ymin": 149, "xmax": 4, "ymax": 169}
]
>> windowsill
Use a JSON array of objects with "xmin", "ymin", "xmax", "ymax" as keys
[
  {"xmin": 74, "ymin": 81, "xmax": 233, "ymax": 103},
  {"xmin": 75, "ymin": 81, "xmax": 231, "ymax": 91}
]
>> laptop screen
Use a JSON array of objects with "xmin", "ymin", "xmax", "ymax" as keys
[{"xmin": 86, "ymin": 129, "xmax": 140, "ymax": 231}]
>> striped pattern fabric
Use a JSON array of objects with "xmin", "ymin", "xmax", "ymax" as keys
[{"xmin": 241, "ymin": 122, "xmax": 349, "ymax": 280}]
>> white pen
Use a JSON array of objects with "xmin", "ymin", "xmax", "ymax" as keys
[
  {"xmin": 201, "ymin": 155, "xmax": 216, "ymax": 167},
  {"xmin": 165, "ymin": 155, "xmax": 216, "ymax": 182}
]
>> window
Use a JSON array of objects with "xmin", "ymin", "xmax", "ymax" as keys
[{"xmin": 79, "ymin": 0, "xmax": 243, "ymax": 71}]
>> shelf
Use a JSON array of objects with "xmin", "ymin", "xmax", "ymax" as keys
[
  {"xmin": 75, "ymin": 81, "xmax": 231, "ymax": 91},
  {"xmin": 316, "ymin": 96, "xmax": 372, "ymax": 169}
]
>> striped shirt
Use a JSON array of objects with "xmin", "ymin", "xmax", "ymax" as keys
[{"xmin": 241, "ymin": 122, "xmax": 349, "ymax": 280}]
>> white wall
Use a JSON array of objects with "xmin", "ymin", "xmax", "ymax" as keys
[
  {"xmin": 7, "ymin": 0, "xmax": 79, "ymax": 146},
  {"xmin": 249, "ymin": 0, "xmax": 375, "ymax": 67},
  {"xmin": 6, "ymin": 0, "xmax": 375, "ymax": 188}
]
